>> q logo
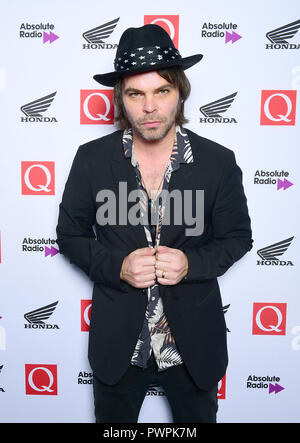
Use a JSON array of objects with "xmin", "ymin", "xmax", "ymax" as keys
[
  {"xmin": 252, "ymin": 302, "xmax": 287, "ymax": 335},
  {"xmin": 217, "ymin": 374, "xmax": 226, "ymax": 400},
  {"xmin": 144, "ymin": 15, "xmax": 179, "ymax": 48},
  {"xmin": 260, "ymin": 90, "xmax": 297, "ymax": 125},
  {"xmin": 80, "ymin": 89, "xmax": 114, "ymax": 125},
  {"xmin": 21, "ymin": 161, "xmax": 55, "ymax": 195},
  {"xmin": 81, "ymin": 299, "xmax": 92, "ymax": 331},
  {"xmin": 25, "ymin": 364, "xmax": 58, "ymax": 395}
]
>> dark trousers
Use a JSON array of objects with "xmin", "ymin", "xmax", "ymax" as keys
[{"xmin": 93, "ymin": 353, "xmax": 218, "ymax": 423}]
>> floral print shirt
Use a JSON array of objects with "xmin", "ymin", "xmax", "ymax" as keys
[{"xmin": 122, "ymin": 126, "xmax": 194, "ymax": 371}]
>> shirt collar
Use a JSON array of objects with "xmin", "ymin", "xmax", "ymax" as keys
[{"xmin": 122, "ymin": 125, "xmax": 194, "ymax": 170}]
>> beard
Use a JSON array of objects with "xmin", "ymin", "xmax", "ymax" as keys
[
  {"xmin": 131, "ymin": 115, "xmax": 175, "ymax": 141},
  {"xmin": 125, "ymin": 100, "xmax": 181, "ymax": 142}
]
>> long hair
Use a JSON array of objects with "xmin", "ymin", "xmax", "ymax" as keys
[{"xmin": 113, "ymin": 67, "xmax": 191, "ymax": 130}]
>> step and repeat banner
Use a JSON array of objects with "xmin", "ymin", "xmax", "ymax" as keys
[{"xmin": 0, "ymin": 0, "xmax": 299, "ymax": 423}]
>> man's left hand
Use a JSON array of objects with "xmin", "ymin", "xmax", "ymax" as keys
[{"xmin": 155, "ymin": 246, "xmax": 188, "ymax": 285}]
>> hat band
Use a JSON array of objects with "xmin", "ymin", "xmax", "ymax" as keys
[{"xmin": 114, "ymin": 45, "xmax": 182, "ymax": 72}]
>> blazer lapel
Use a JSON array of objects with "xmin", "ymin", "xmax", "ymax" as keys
[
  {"xmin": 159, "ymin": 162, "xmax": 196, "ymax": 247},
  {"xmin": 111, "ymin": 143, "xmax": 148, "ymax": 249}
]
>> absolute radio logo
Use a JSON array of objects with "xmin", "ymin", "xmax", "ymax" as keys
[
  {"xmin": 80, "ymin": 90, "xmax": 114, "ymax": 125},
  {"xmin": 24, "ymin": 301, "xmax": 59, "ymax": 330},
  {"xmin": 253, "ymin": 170, "xmax": 293, "ymax": 190},
  {"xmin": 25, "ymin": 364, "xmax": 58, "ymax": 395},
  {"xmin": 256, "ymin": 237, "xmax": 294, "ymax": 266},
  {"xmin": 82, "ymin": 18, "xmax": 119, "ymax": 49},
  {"xmin": 21, "ymin": 161, "xmax": 55, "ymax": 195},
  {"xmin": 252, "ymin": 302, "xmax": 287, "ymax": 335},
  {"xmin": 144, "ymin": 16, "xmax": 179, "ymax": 48},
  {"xmin": 20, "ymin": 92, "xmax": 57, "ymax": 123},
  {"xmin": 201, "ymin": 22, "xmax": 242, "ymax": 44},
  {"xmin": 21, "ymin": 237, "xmax": 58, "ymax": 257},
  {"xmin": 246, "ymin": 375, "xmax": 285, "ymax": 394},
  {"xmin": 260, "ymin": 90, "xmax": 297, "ymax": 125},
  {"xmin": 19, "ymin": 23, "xmax": 59, "ymax": 44},
  {"xmin": 78, "ymin": 370, "xmax": 93, "ymax": 385},
  {"xmin": 199, "ymin": 92, "xmax": 238, "ymax": 123},
  {"xmin": 266, "ymin": 19, "xmax": 300, "ymax": 50}
]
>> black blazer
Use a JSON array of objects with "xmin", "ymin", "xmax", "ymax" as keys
[{"xmin": 56, "ymin": 128, "xmax": 252, "ymax": 390}]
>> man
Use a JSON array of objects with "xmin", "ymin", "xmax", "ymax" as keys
[{"xmin": 56, "ymin": 24, "xmax": 252, "ymax": 423}]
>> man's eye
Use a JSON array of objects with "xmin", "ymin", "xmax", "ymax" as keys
[
  {"xmin": 159, "ymin": 89, "xmax": 169, "ymax": 95},
  {"xmin": 129, "ymin": 92, "xmax": 141, "ymax": 98}
]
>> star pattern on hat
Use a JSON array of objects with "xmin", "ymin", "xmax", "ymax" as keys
[{"xmin": 114, "ymin": 45, "xmax": 181, "ymax": 71}]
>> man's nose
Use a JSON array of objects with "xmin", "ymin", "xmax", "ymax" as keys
[{"xmin": 143, "ymin": 94, "xmax": 157, "ymax": 113}]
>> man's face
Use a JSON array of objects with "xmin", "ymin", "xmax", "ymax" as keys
[{"xmin": 122, "ymin": 71, "xmax": 180, "ymax": 142}]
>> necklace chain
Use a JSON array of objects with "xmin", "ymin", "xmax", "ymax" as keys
[{"xmin": 140, "ymin": 169, "xmax": 165, "ymax": 202}]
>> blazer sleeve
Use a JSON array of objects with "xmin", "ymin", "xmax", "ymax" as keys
[
  {"xmin": 56, "ymin": 146, "xmax": 127, "ymax": 290},
  {"xmin": 182, "ymin": 150, "xmax": 253, "ymax": 282}
]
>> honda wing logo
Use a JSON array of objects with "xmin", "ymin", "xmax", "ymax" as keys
[
  {"xmin": 147, "ymin": 381, "xmax": 166, "ymax": 396},
  {"xmin": 257, "ymin": 236, "xmax": 294, "ymax": 266},
  {"xmin": 20, "ymin": 92, "xmax": 57, "ymax": 122},
  {"xmin": 199, "ymin": 92, "xmax": 237, "ymax": 123},
  {"xmin": 266, "ymin": 19, "xmax": 300, "ymax": 43},
  {"xmin": 82, "ymin": 18, "xmax": 119, "ymax": 49},
  {"xmin": 24, "ymin": 301, "xmax": 59, "ymax": 329},
  {"xmin": 223, "ymin": 304, "xmax": 230, "ymax": 332},
  {"xmin": 266, "ymin": 19, "xmax": 300, "ymax": 49}
]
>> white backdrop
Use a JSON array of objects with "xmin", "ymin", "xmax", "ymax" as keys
[{"xmin": 0, "ymin": 0, "xmax": 299, "ymax": 423}]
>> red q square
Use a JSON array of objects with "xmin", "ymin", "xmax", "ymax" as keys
[
  {"xmin": 260, "ymin": 90, "xmax": 297, "ymax": 125},
  {"xmin": 80, "ymin": 89, "xmax": 114, "ymax": 125},
  {"xmin": 252, "ymin": 302, "xmax": 287, "ymax": 335},
  {"xmin": 81, "ymin": 299, "xmax": 92, "ymax": 331},
  {"xmin": 144, "ymin": 15, "xmax": 179, "ymax": 48},
  {"xmin": 217, "ymin": 374, "xmax": 226, "ymax": 400},
  {"xmin": 21, "ymin": 161, "xmax": 55, "ymax": 195},
  {"xmin": 25, "ymin": 364, "xmax": 58, "ymax": 395}
]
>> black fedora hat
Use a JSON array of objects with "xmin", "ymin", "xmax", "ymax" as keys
[{"xmin": 93, "ymin": 24, "xmax": 203, "ymax": 87}]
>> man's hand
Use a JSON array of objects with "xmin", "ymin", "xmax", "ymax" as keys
[
  {"xmin": 155, "ymin": 246, "xmax": 188, "ymax": 285},
  {"xmin": 120, "ymin": 247, "xmax": 156, "ymax": 288}
]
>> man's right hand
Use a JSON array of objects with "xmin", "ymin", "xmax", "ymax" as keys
[{"xmin": 120, "ymin": 247, "xmax": 156, "ymax": 288}]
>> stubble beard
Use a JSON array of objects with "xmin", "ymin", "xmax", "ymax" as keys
[
  {"xmin": 132, "ymin": 116, "xmax": 175, "ymax": 142},
  {"xmin": 126, "ymin": 99, "xmax": 181, "ymax": 142}
]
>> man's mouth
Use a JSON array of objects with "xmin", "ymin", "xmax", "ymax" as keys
[{"xmin": 141, "ymin": 121, "xmax": 162, "ymax": 127}]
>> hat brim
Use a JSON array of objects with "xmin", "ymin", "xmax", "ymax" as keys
[{"xmin": 93, "ymin": 54, "xmax": 203, "ymax": 87}]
